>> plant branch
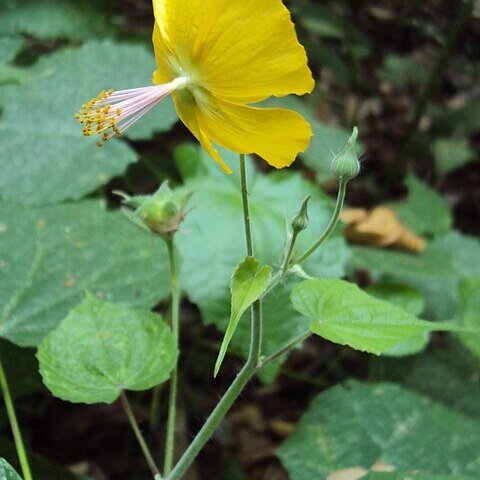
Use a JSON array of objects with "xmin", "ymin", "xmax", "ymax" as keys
[
  {"xmin": 120, "ymin": 391, "xmax": 162, "ymax": 479},
  {"xmin": 295, "ymin": 179, "xmax": 348, "ymax": 265},
  {"xmin": 258, "ymin": 331, "xmax": 311, "ymax": 369}
]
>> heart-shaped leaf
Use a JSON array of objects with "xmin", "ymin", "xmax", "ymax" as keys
[{"xmin": 37, "ymin": 295, "xmax": 178, "ymax": 404}]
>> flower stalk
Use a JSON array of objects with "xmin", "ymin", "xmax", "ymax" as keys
[{"xmin": 295, "ymin": 178, "xmax": 348, "ymax": 265}]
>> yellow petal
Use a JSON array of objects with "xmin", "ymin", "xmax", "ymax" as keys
[
  {"xmin": 152, "ymin": 0, "xmax": 210, "ymax": 69},
  {"xmin": 153, "ymin": 0, "xmax": 314, "ymax": 104},
  {"xmin": 193, "ymin": 0, "xmax": 314, "ymax": 104},
  {"xmin": 152, "ymin": 22, "xmax": 177, "ymax": 84},
  {"xmin": 192, "ymin": 93, "xmax": 313, "ymax": 169},
  {"xmin": 172, "ymin": 90, "xmax": 232, "ymax": 174}
]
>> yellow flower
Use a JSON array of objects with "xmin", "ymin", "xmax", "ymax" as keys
[{"xmin": 76, "ymin": 0, "xmax": 314, "ymax": 173}]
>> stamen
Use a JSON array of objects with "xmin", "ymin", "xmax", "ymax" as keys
[{"xmin": 75, "ymin": 77, "xmax": 189, "ymax": 147}]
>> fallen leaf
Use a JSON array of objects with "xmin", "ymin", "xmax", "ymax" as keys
[
  {"xmin": 340, "ymin": 208, "xmax": 369, "ymax": 225},
  {"xmin": 343, "ymin": 207, "xmax": 425, "ymax": 253},
  {"xmin": 345, "ymin": 207, "xmax": 403, "ymax": 247}
]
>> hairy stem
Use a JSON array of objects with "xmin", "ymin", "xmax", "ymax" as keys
[
  {"xmin": 164, "ymin": 237, "xmax": 180, "ymax": 476},
  {"xmin": 120, "ymin": 391, "xmax": 162, "ymax": 479},
  {"xmin": 0, "ymin": 358, "xmax": 33, "ymax": 480},
  {"xmin": 258, "ymin": 331, "xmax": 311, "ymax": 369}
]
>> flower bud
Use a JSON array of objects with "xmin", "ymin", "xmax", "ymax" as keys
[
  {"xmin": 292, "ymin": 196, "xmax": 311, "ymax": 233},
  {"xmin": 331, "ymin": 127, "xmax": 360, "ymax": 181},
  {"xmin": 116, "ymin": 182, "xmax": 192, "ymax": 239}
]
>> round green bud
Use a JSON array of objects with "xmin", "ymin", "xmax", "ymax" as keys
[
  {"xmin": 331, "ymin": 127, "xmax": 361, "ymax": 181},
  {"xmin": 116, "ymin": 182, "xmax": 192, "ymax": 239}
]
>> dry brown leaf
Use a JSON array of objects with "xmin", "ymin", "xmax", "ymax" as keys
[
  {"xmin": 345, "ymin": 207, "xmax": 403, "ymax": 247},
  {"xmin": 340, "ymin": 208, "xmax": 369, "ymax": 225},
  {"xmin": 392, "ymin": 229, "xmax": 426, "ymax": 253},
  {"xmin": 342, "ymin": 206, "xmax": 426, "ymax": 253}
]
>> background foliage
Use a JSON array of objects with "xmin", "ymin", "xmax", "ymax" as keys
[{"xmin": 0, "ymin": 0, "xmax": 479, "ymax": 478}]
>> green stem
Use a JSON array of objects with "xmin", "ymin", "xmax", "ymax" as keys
[
  {"xmin": 166, "ymin": 154, "xmax": 262, "ymax": 480},
  {"xmin": 0, "ymin": 358, "xmax": 33, "ymax": 480},
  {"xmin": 281, "ymin": 230, "xmax": 300, "ymax": 276},
  {"xmin": 239, "ymin": 154, "xmax": 253, "ymax": 257},
  {"xmin": 258, "ymin": 330, "xmax": 311, "ymax": 369},
  {"xmin": 120, "ymin": 391, "xmax": 162, "ymax": 479},
  {"xmin": 295, "ymin": 179, "xmax": 348, "ymax": 265},
  {"xmin": 149, "ymin": 384, "xmax": 162, "ymax": 431},
  {"xmin": 164, "ymin": 237, "xmax": 180, "ymax": 476}
]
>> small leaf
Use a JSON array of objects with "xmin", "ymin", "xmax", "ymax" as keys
[
  {"xmin": 0, "ymin": 459, "xmax": 22, "ymax": 480},
  {"xmin": 291, "ymin": 279, "xmax": 454, "ymax": 355},
  {"xmin": 37, "ymin": 295, "xmax": 178, "ymax": 404},
  {"xmin": 214, "ymin": 257, "xmax": 272, "ymax": 377}
]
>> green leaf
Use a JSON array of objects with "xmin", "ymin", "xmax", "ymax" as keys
[
  {"xmin": 0, "ymin": 459, "xmax": 22, "ymax": 480},
  {"xmin": 278, "ymin": 381, "xmax": 480, "ymax": 480},
  {"xmin": 0, "ymin": 36, "xmax": 23, "ymax": 64},
  {"xmin": 391, "ymin": 174, "xmax": 452, "ymax": 236},
  {"xmin": 366, "ymin": 283, "xmax": 428, "ymax": 356},
  {"xmin": 214, "ymin": 257, "xmax": 271, "ymax": 377},
  {"xmin": 291, "ymin": 279, "xmax": 452, "ymax": 355},
  {"xmin": 458, "ymin": 277, "xmax": 480, "ymax": 359},
  {"xmin": 37, "ymin": 295, "xmax": 178, "ymax": 404},
  {"xmin": 0, "ymin": 200, "xmax": 169, "ymax": 347},
  {"xmin": 176, "ymin": 148, "xmax": 350, "ymax": 378},
  {"xmin": 0, "ymin": 41, "xmax": 177, "ymax": 205},
  {"xmin": 0, "ymin": 0, "xmax": 114, "ymax": 40},
  {"xmin": 433, "ymin": 138, "xmax": 477, "ymax": 174}
]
